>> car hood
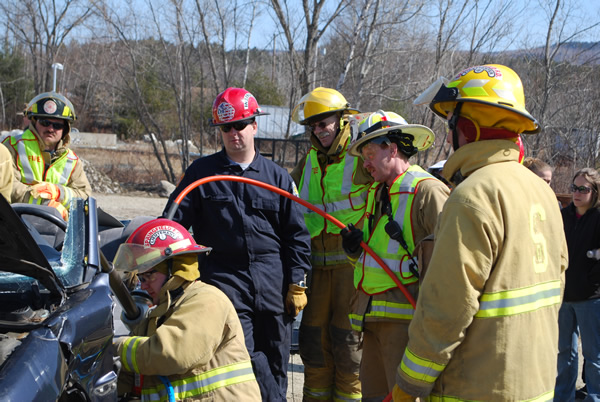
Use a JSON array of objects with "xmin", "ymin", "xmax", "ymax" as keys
[{"xmin": 0, "ymin": 195, "xmax": 65, "ymax": 298}]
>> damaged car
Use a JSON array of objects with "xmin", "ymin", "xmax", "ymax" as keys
[{"xmin": 0, "ymin": 196, "xmax": 139, "ymax": 401}]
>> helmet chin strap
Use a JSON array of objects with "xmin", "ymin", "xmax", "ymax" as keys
[{"xmin": 449, "ymin": 102, "xmax": 463, "ymax": 151}]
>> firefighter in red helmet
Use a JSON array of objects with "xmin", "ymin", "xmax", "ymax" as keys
[
  {"xmin": 113, "ymin": 218, "xmax": 261, "ymax": 401},
  {"xmin": 163, "ymin": 88, "xmax": 311, "ymax": 400}
]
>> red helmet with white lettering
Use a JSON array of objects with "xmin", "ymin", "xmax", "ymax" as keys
[
  {"xmin": 113, "ymin": 218, "xmax": 211, "ymax": 274},
  {"xmin": 210, "ymin": 87, "xmax": 269, "ymax": 126}
]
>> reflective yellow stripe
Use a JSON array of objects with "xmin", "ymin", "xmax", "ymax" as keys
[
  {"xmin": 122, "ymin": 336, "xmax": 146, "ymax": 373},
  {"xmin": 348, "ymin": 313, "xmax": 364, "ymax": 332},
  {"xmin": 333, "ymin": 388, "xmax": 362, "ymax": 401},
  {"xmin": 475, "ymin": 280, "xmax": 561, "ymax": 318},
  {"xmin": 169, "ymin": 238, "xmax": 192, "ymax": 251},
  {"xmin": 399, "ymin": 348, "xmax": 445, "ymax": 384},
  {"xmin": 142, "ymin": 360, "xmax": 255, "ymax": 400},
  {"xmin": 136, "ymin": 249, "xmax": 162, "ymax": 266},
  {"xmin": 304, "ymin": 385, "xmax": 333, "ymax": 400},
  {"xmin": 366, "ymin": 300, "xmax": 414, "ymax": 320},
  {"xmin": 428, "ymin": 389, "xmax": 553, "ymax": 401}
]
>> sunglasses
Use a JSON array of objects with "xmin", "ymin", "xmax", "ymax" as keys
[
  {"xmin": 220, "ymin": 121, "xmax": 252, "ymax": 133},
  {"xmin": 571, "ymin": 184, "xmax": 595, "ymax": 194},
  {"xmin": 138, "ymin": 270, "xmax": 159, "ymax": 284},
  {"xmin": 38, "ymin": 119, "xmax": 66, "ymax": 130},
  {"xmin": 309, "ymin": 121, "xmax": 329, "ymax": 132}
]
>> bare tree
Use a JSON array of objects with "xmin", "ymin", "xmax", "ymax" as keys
[{"xmin": 0, "ymin": 0, "xmax": 93, "ymax": 93}]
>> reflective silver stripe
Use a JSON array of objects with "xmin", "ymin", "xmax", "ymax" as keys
[
  {"xmin": 123, "ymin": 336, "xmax": 145, "ymax": 373},
  {"xmin": 368, "ymin": 302, "xmax": 414, "ymax": 319},
  {"xmin": 340, "ymin": 150, "xmax": 355, "ymax": 194},
  {"xmin": 304, "ymin": 385, "xmax": 333, "ymax": 399},
  {"xmin": 44, "ymin": 150, "xmax": 77, "ymax": 186},
  {"xmin": 299, "ymin": 152, "xmax": 312, "ymax": 201},
  {"xmin": 310, "ymin": 250, "xmax": 348, "ymax": 266},
  {"xmin": 15, "ymin": 135, "xmax": 36, "ymax": 183}
]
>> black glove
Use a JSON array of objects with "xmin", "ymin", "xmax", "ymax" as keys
[{"xmin": 340, "ymin": 223, "xmax": 364, "ymax": 255}]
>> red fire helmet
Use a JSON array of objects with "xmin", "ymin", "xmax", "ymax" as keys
[
  {"xmin": 210, "ymin": 87, "xmax": 269, "ymax": 126},
  {"xmin": 113, "ymin": 218, "xmax": 211, "ymax": 274}
]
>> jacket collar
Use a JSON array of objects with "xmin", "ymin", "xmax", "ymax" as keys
[{"xmin": 443, "ymin": 140, "xmax": 520, "ymax": 187}]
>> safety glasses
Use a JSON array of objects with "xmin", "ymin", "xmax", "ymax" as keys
[
  {"xmin": 220, "ymin": 121, "xmax": 252, "ymax": 133},
  {"xmin": 571, "ymin": 184, "xmax": 595, "ymax": 194},
  {"xmin": 138, "ymin": 270, "xmax": 159, "ymax": 284},
  {"xmin": 38, "ymin": 119, "xmax": 65, "ymax": 130},
  {"xmin": 309, "ymin": 121, "xmax": 329, "ymax": 132}
]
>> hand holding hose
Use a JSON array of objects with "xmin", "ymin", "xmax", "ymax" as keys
[{"xmin": 340, "ymin": 223, "xmax": 364, "ymax": 256}]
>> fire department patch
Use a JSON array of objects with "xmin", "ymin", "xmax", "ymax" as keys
[
  {"xmin": 455, "ymin": 65, "xmax": 502, "ymax": 80},
  {"xmin": 242, "ymin": 93, "xmax": 254, "ymax": 109},
  {"xmin": 217, "ymin": 102, "xmax": 236, "ymax": 122},
  {"xmin": 144, "ymin": 225, "xmax": 184, "ymax": 246},
  {"xmin": 43, "ymin": 100, "xmax": 58, "ymax": 115}
]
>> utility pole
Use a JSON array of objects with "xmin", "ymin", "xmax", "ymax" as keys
[{"xmin": 51, "ymin": 63, "xmax": 64, "ymax": 92}]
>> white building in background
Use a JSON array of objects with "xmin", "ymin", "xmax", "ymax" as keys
[{"xmin": 255, "ymin": 105, "xmax": 306, "ymax": 139}]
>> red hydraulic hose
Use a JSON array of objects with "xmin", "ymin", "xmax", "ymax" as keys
[{"xmin": 165, "ymin": 175, "xmax": 416, "ymax": 308}]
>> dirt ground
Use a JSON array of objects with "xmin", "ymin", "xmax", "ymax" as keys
[{"xmin": 94, "ymin": 192, "xmax": 167, "ymax": 220}]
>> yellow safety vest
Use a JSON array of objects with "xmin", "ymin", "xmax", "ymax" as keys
[
  {"xmin": 298, "ymin": 142, "xmax": 368, "ymax": 238},
  {"xmin": 121, "ymin": 336, "xmax": 256, "ymax": 401},
  {"xmin": 6, "ymin": 130, "xmax": 77, "ymax": 206},
  {"xmin": 355, "ymin": 166, "xmax": 433, "ymax": 295}
]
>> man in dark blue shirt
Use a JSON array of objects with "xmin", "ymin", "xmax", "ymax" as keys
[{"xmin": 163, "ymin": 88, "xmax": 311, "ymax": 401}]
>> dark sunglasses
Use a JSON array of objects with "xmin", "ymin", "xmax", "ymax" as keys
[
  {"xmin": 38, "ymin": 119, "xmax": 66, "ymax": 130},
  {"xmin": 571, "ymin": 184, "xmax": 595, "ymax": 194},
  {"xmin": 309, "ymin": 121, "xmax": 329, "ymax": 132},
  {"xmin": 220, "ymin": 121, "xmax": 252, "ymax": 133}
]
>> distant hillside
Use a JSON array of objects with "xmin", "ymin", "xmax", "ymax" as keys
[{"xmin": 507, "ymin": 41, "xmax": 600, "ymax": 65}]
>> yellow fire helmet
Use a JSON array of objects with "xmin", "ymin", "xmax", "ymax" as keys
[
  {"xmin": 414, "ymin": 64, "xmax": 540, "ymax": 135},
  {"xmin": 292, "ymin": 87, "xmax": 360, "ymax": 125},
  {"xmin": 348, "ymin": 110, "xmax": 435, "ymax": 157}
]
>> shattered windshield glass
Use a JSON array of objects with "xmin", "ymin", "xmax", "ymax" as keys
[{"xmin": 0, "ymin": 200, "xmax": 86, "ymax": 289}]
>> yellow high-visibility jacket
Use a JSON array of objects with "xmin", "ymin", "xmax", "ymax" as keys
[
  {"xmin": 291, "ymin": 117, "xmax": 372, "ymax": 268},
  {"xmin": 396, "ymin": 140, "xmax": 568, "ymax": 401},
  {"xmin": 2, "ymin": 125, "xmax": 91, "ymax": 207}
]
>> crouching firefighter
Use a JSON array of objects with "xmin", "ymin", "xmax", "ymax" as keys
[{"xmin": 113, "ymin": 218, "xmax": 261, "ymax": 401}]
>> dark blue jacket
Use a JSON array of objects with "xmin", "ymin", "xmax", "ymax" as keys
[{"xmin": 163, "ymin": 149, "xmax": 311, "ymax": 314}]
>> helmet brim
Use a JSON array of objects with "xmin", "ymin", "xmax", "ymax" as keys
[
  {"xmin": 113, "ymin": 243, "xmax": 212, "ymax": 274},
  {"xmin": 298, "ymin": 108, "xmax": 360, "ymax": 125},
  {"xmin": 349, "ymin": 124, "xmax": 435, "ymax": 157},
  {"xmin": 209, "ymin": 112, "xmax": 269, "ymax": 127}
]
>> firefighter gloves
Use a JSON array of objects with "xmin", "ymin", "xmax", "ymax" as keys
[
  {"xmin": 48, "ymin": 200, "xmax": 68, "ymax": 221},
  {"xmin": 340, "ymin": 223, "xmax": 363, "ymax": 255},
  {"xmin": 31, "ymin": 182, "xmax": 62, "ymax": 201},
  {"xmin": 392, "ymin": 384, "xmax": 416, "ymax": 401},
  {"xmin": 286, "ymin": 283, "xmax": 308, "ymax": 317}
]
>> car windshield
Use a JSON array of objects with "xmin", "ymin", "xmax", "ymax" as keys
[{"xmin": 0, "ymin": 201, "xmax": 86, "ymax": 290}]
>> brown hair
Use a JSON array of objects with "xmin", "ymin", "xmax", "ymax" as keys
[
  {"xmin": 573, "ymin": 167, "xmax": 600, "ymax": 209},
  {"xmin": 523, "ymin": 157, "xmax": 552, "ymax": 175}
]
